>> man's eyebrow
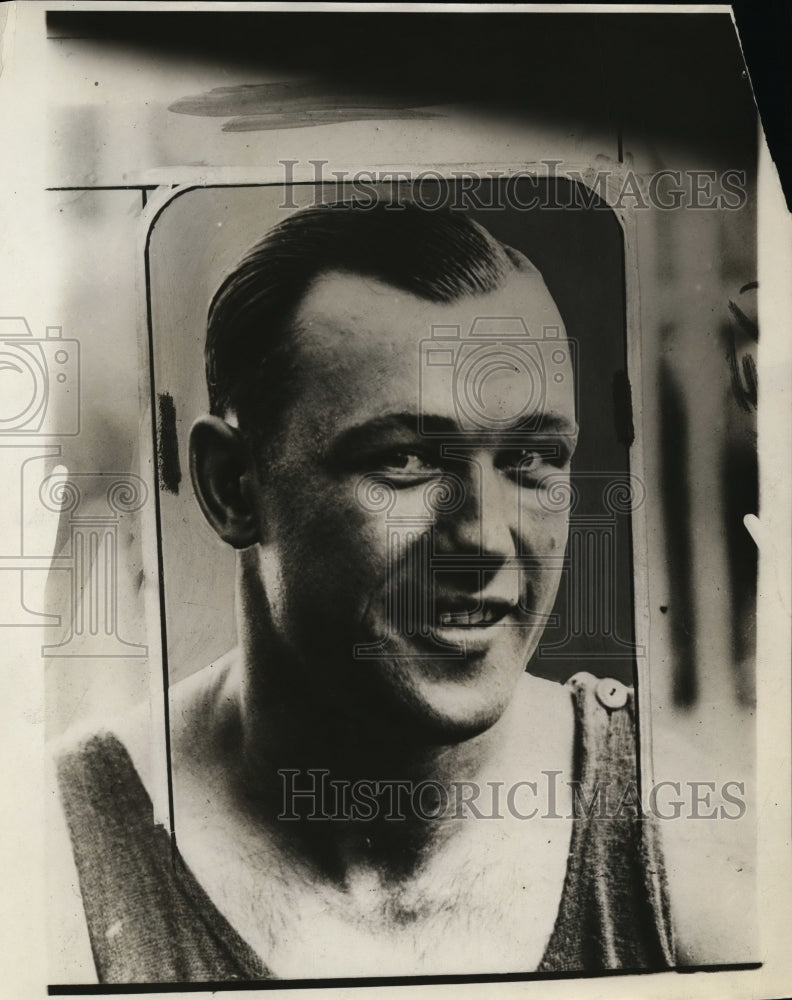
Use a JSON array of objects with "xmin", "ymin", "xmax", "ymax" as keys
[
  {"xmin": 510, "ymin": 413, "xmax": 579, "ymax": 437},
  {"xmin": 329, "ymin": 412, "xmax": 577, "ymax": 452},
  {"xmin": 329, "ymin": 413, "xmax": 448, "ymax": 451}
]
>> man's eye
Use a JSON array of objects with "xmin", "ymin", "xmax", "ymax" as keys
[
  {"xmin": 499, "ymin": 448, "xmax": 549, "ymax": 483},
  {"xmin": 376, "ymin": 451, "xmax": 441, "ymax": 479}
]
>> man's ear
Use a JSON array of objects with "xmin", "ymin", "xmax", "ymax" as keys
[{"xmin": 189, "ymin": 415, "xmax": 261, "ymax": 549}]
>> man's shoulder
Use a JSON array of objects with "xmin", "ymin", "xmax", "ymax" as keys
[
  {"xmin": 49, "ymin": 650, "xmax": 240, "ymax": 822},
  {"xmin": 515, "ymin": 670, "xmax": 574, "ymax": 709},
  {"xmin": 168, "ymin": 650, "xmax": 241, "ymax": 768},
  {"xmin": 516, "ymin": 668, "xmax": 634, "ymax": 712},
  {"xmin": 49, "ymin": 701, "xmax": 152, "ymax": 797},
  {"xmin": 46, "ymin": 652, "xmax": 242, "ymax": 982},
  {"xmin": 508, "ymin": 672, "xmax": 575, "ymax": 777}
]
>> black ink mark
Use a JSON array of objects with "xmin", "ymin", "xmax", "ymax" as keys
[
  {"xmin": 157, "ymin": 392, "xmax": 181, "ymax": 495},
  {"xmin": 612, "ymin": 370, "xmax": 635, "ymax": 448}
]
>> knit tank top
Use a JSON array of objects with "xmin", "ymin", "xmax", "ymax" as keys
[{"xmin": 55, "ymin": 671, "xmax": 674, "ymax": 983}]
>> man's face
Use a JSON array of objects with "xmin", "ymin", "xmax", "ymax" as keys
[{"xmin": 247, "ymin": 268, "xmax": 577, "ymax": 743}]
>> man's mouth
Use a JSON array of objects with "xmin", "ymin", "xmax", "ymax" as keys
[{"xmin": 435, "ymin": 599, "xmax": 514, "ymax": 629}]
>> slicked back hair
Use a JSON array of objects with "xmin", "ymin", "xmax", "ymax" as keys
[{"xmin": 205, "ymin": 200, "xmax": 537, "ymax": 443}]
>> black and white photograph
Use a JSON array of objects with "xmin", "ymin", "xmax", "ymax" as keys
[{"xmin": 0, "ymin": 3, "xmax": 790, "ymax": 998}]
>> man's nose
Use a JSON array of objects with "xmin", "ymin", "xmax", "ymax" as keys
[{"xmin": 439, "ymin": 457, "xmax": 517, "ymax": 559}]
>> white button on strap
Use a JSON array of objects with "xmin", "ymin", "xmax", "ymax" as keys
[{"xmin": 595, "ymin": 677, "xmax": 628, "ymax": 710}]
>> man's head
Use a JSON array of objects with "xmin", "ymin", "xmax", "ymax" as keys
[
  {"xmin": 205, "ymin": 200, "xmax": 538, "ymax": 446},
  {"xmin": 191, "ymin": 200, "xmax": 577, "ymax": 744}
]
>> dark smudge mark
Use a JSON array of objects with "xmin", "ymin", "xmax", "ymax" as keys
[
  {"xmin": 658, "ymin": 351, "xmax": 697, "ymax": 707},
  {"xmin": 720, "ymin": 282, "xmax": 758, "ymax": 706},
  {"xmin": 157, "ymin": 392, "xmax": 181, "ymax": 496},
  {"xmin": 721, "ymin": 435, "xmax": 757, "ymax": 705},
  {"xmin": 169, "ymin": 82, "xmax": 439, "ymax": 132},
  {"xmin": 725, "ymin": 286, "xmax": 758, "ymax": 412},
  {"xmin": 222, "ymin": 108, "xmax": 439, "ymax": 132}
]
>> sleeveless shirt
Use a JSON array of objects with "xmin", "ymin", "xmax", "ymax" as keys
[{"xmin": 54, "ymin": 672, "xmax": 675, "ymax": 983}]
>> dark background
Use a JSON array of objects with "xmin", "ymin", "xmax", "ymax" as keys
[
  {"xmin": 462, "ymin": 180, "xmax": 636, "ymax": 682},
  {"xmin": 48, "ymin": 7, "xmax": 769, "ymax": 181}
]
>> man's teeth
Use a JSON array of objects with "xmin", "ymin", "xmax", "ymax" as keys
[{"xmin": 439, "ymin": 608, "xmax": 497, "ymax": 626}]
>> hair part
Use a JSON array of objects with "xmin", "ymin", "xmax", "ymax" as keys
[{"xmin": 205, "ymin": 200, "xmax": 536, "ymax": 442}]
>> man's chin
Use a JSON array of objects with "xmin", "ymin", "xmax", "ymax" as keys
[
  {"xmin": 296, "ymin": 626, "xmax": 529, "ymax": 745},
  {"xmin": 349, "ymin": 652, "xmax": 521, "ymax": 747},
  {"xmin": 410, "ymin": 698, "xmax": 508, "ymax": 746}
]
